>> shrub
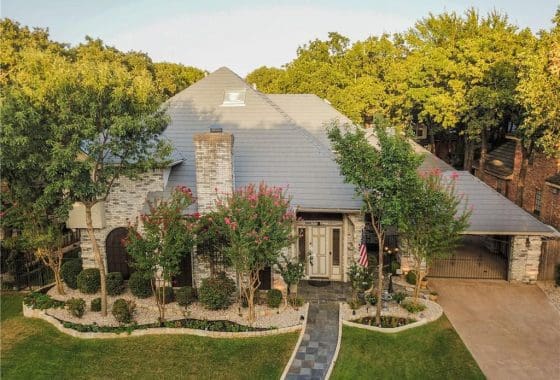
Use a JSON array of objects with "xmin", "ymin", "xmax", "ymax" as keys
[
  {"xmin": 288, "ymin": 296, "xmax": 304, "ymax": 308},
  {"xmin": 401, "ymin": 300, "xmax": 426, "ymax": 314},
  {"xmin": 23, "ymin": 292, "xmax": 65, "ymax": 310},
  {"xmin": 176, "ymin": 286, "xmax": 196, "ymax": 307},
  {"xmin": 66, "ymin": 298, "xmax": 86, "ymax": 318},
  {"xmin": 199, "ymin": 273, "xmax": 236, "ymax": 310},
  {"xmin": 390, "ymin": 261, "xmax": 400, "ymax": 274},
  {"xmin": 61, "ymin": 259, "xmax": 82, "ymax": 289},
  {"xmin": 106, "ymin": 272, "xmax": 124, "ymax": 296},
  {"xmin": 365, "ymin": 292, "xmax": 377, "ymax": 306},
  {"xmin": 405, "ymin": 270, "xmax": 417, "ymax": 285},
  {"xmin": 128, "ymin": 271, "xmax": 152, "ymax": 298},
  {"xmin": 77, "ymin": 268, "xmax": 101, "ymax": 294},
  {"xmin": 267, "ymin": 289, "xmax": 282, "ymax": 308},
  {"xmin": 156, "ymin": 286, "xmax": 174, "ymax": 304},
  {"xmin": 90, "ymin": 297, "xmax": 101, "ymax": 312},
  {"xmin": 112, "ymin": 298, "xmax": 136, "ymax": 324},
  {"xmin": 347, "ymin": 263, "xmax": 373, "ymax": 292},
  {"xmin": 392, "ymin": 292, "xmax": 406, "ymax": 304}
]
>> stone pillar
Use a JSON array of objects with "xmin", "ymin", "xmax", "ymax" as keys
[
  {"xmin": 193, "ymin": 131, "xmax": 234, "ymax": 214},
  {"xmin": 508, "ymin": 235, "xmax": 542, "ymax": 283},
  {"xmin": 345, "ymin": 213, "xmax": 365, "ymax": 282}
]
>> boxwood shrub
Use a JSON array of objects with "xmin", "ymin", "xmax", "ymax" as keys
[
  {"xmin": 156, "ymin": 286, "xmax": 175, "ymax": 304},
  {"xmin": 61, "ymin": 259, "xmax": 82, "ymax": 289},
  {"xmin": 106, "ymin": 272, "xmax": 124, "ymax": 296},
  {"xmin": 66, "ymin": 298, "xmax": 86, "ymax": 318},
  {"xmin": 199, "ymin": 273, "xmax": 236, "ymax": 310},
  {"xmin": 267, "ymin": 289, "xmax": 282, "ymax": 308},
  {"xmin": 128, "ymin": 271, "xmax": 152, "ymax": 298},
  {"xmin": 176, "ymin": 286, "xmax": 196, "ymax": 307},
  {"xmin": 77, "ymin": 268, "xmax": 101, "ymax": 294},
  {"xmin": 405, "ymin": 270, "xmax": 417, "ymax": 285},
  {"xmin": 90, "ymin": 297, "xmax": 101, "ymax": 312},
  {"xmin": 112, "ymin": 298, "xmax": 136, "ymax": 324}
]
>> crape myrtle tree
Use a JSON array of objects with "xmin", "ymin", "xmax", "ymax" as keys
[
  {"xmin": 214, "ymin": 183, "xmax": 296, "ymax": 324},
  {"xmin": 125, "ymin": 187, "xmax": 197, "ymax": 323},
  {"xmin": 401, "ymin": 170, "xmax": 471, "ymax": 303},
  {"xmin": 328, "ymin": 119, "xmax": 422, "ymax": 326}
]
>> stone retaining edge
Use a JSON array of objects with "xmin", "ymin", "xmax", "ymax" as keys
[
  {"xmin": 279, "ymin": 303, "xmax": 310, "ymax": 380},
  {"xmin": 325, "ymin": 303, "xmax": 342, "ymax": 379},
  {"xmin": 22, "ymin": 304, "xmax": 303, "ymax": 339}
]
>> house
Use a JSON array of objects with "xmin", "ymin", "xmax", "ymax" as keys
[
  {"xmin": 473, "ymin": 136, "xmax": 560, "ymax": 231},
  {"xmin": 68, "ymin": 67, "xmax": 558, "ymax": 290}
]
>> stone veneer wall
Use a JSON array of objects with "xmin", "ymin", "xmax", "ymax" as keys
[
  {"xmin": 345, "ymin": 214, "xmax": 365, "ymax": 282},
  {"xmin": 79, "ymin": 170, "xmax": 164, "ymax": 269},
  {"xmin": 192, "ymin": 132, "xmax": 235, "ymax": 287},
  {"xmin": 508, "ymin": 235, "xmax": 542, "ymax": 283}
]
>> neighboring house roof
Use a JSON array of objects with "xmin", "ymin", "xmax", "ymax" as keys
[
  {"xmin": 545, "ymin": 173, "xmax": 560, "ymax": 187},
  {"xmin": 163, "ymin": 67, "xmax": 362, "ymax": 211},
  {"xmin": 443, "ymin": 171, "xmax": 558, "ymax": 237},
  {"xmin": 161, "ymin": 67, "xmax": 557, "ymax": 237},
  {"xmin": 473, "ymin": 140, "xmax": 516, "ymax": 178}
]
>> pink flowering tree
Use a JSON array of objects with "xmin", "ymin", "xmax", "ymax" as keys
[
  {"xmin": 215, "ymin": 183, "xmax": 296, "ymax": 323},
  {"xmin": 400, "ymin": 170, "xmax": 471, "ymax": 303},
  {"xmin": 125, "ymin": 186, "xmax": 197, "ymax": 323}
]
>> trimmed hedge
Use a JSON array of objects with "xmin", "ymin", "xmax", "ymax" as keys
[
  {"xmin": 77, "ymin": 268, "xmax": 101, "ymax": 294},
  {"xmin": 156, "ymin": 286, "xmax": 174, "ymax": 304},
  {"xmin": 61, "ymin": 259, "xmax": 82, "ymax": 289},
  {"xmin": 106, "ymin": 272, "xmax": 124, "ymax": 296},
  {"xmin": 66, "ymin": 298, "xmax": 86, "ymax": 318},
  {"xmin": 176, "ymin": 286, "xmax": 196, "ymax": 307},
  {"xmin": 405, "ymin": 271, "xmax": 417, "ymax": 285},
  {"xmin": 90, "ymin": 298, "xmax": 101, "ymax": 312},
  {"xmin": 112, "ymin": 298, "xmax": 135, "ymax": 324},
  {"xmin": 267, "ymin": 289, "xmax": 282, "ymax": 308},
  {"xmin": 128, "ymin": 272, "xmax": 152, "ymax": 298},
  {"xmin": 199, "ymin": 274, "xmax": 236, "ymax": 310}
]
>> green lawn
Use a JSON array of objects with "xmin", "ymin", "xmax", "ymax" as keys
[
  {"xmin": 1, "ymin": 293, "xmax": 297, "ymax": 380},
  {"xmin": 332, "ymin": 315, "xmax": 484, "ymax": 380}
]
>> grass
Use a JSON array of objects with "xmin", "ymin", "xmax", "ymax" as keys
[
  {"xmin": 0, "ymin": 293, "xmax": 298, "ymax": 380},
  {"xmin": 332, "ymin": 315, "xmax": 485, "ymax": 380}
]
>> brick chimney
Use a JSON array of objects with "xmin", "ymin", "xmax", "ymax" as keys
[{"xmin": 193, "ymin": 129, "xmax": 234, "ymax": 213}]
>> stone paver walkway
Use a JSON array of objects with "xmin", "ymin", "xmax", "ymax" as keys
[{"xmin": 285, "ymin": 303, "xmax": 339, "ymax": 380}]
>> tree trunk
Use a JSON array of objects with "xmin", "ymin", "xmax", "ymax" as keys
[
  {"xmin": 516, "ymin": 147, "xmax": 531, "ymax": 207},
  {"xmin": 428, "ymin": 125, "xmax": 436, "ymax": 154},
  {"xmin": 85, "ymin": 203, "xmax": 108, "ymax": 316},
  {"xmin": 54, "ymin": 270, "xmax": 65, "ymax": 295},
  {"xmin": 376, "ymin": 234, "xmax": 385, "ymax": 327},
  {"xmin": 463, "ymin": 137, "xmax": 474, "ymax": 171},
  {"xmin": 477, "ymin": 128, "xmax": 488, "ymax": 178}
]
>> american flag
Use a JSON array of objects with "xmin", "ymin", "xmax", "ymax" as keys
[{"xmin": 358, "ymin": 228, "xmax": 368, "ymax": 267}]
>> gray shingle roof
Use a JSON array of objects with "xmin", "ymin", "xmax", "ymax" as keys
[{"xmin": 473, "ymin": 140, "xmax": 516, "ymax": 178}]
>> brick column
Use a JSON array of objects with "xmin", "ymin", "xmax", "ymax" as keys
[{"xmin": 508, "ymin": 235, "xmax": 542, "ymax": 283}]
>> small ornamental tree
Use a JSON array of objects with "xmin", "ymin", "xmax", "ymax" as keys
[
  {"xmin": 125, "ymin": 187, "xmax": 196, "ymax": 323},
  {"xmin": 328, "ymin": 119, "xmax": 422, "ymax": 326},
  {"xmin": 276, "ymin": 252, "xmax": 306, "ymax": 305},
  {"xmin": 214, "ymin": 183, "xmax": 296, "ymax": 324},
  {"xmin": 401, "ymin": 170, "xmax": 471, "ymax": 302}
]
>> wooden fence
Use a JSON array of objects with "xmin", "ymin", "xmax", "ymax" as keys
[{"xmin": 538, "ymin": 239, "xmax": 560, "ymax": 281}]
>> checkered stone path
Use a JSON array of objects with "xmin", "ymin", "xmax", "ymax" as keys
[{"xmin": 285, "ymin": 303, "xmax": 339, "ymax": 380}]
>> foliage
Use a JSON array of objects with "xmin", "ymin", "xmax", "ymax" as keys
[
  {"xmin": 156, "ymin": 286, "xmax": 175, "ymax": 304},
  {"xmin": 23, "ymin": 292, "xmax": 65, "ymax": 310},
  {"xmin": 128, "ymin": 271, "xmax": 152, "ymax": 298},
  {"xmin": 106, "ymin": 272, "xmax": 124, "ymax": 296},
  {"xmin": 213, "ymin": 182, "xmax": 296, "ymax": 323},
  {"xmin": 328, "ymin": 121, "xmax": 422, "ymax": 326},
  {"xmin": 288, "ymin": 297, "xmax": 304, "ymax": 308},
  {"xmin": 61, "ymin": 259, "xmax": 82, "ymax": 290},
  {"xmin": 175, "ymin": 286, "xmax": 196, "ymax": 307},
  {"xmin": 126, "ymin": 187, "xmax": 196, "ymax": 321},
  {"xmin": 275, "ymin": 252, "xmax": 306, "ymax": 298},
  {"xmin": 90, "ymin": 298, "xmax": 101, "ymax": 312},
  {"xmin": 352, "ymin": 316, "xmax": 416, "ymax": 328},
  {"xmin": 153, "ymin": 62, "xmax": 205, "ymax": 98},
  {"xmin": 347, "ymin": 263, "xmax": 373, "ymax": 295},
  {"xmin": 66, "ymin": 298, "xmax": 86, "ymax": 318},
  {"xmin": 392, "ymin": 292, "xmax": 407, "ymax": 304},
  {"xmin": 364, "ymin": 293, "xmax": 377, "ymax": 306},
  {"xmin": 401, "ymin": 300, "xmax": 427, "ymax": 314},
  {"xmin": 267, "ymin": 289, "xmax": 283, "ymax": 308},
  {"xmin": 198, "ymin": 273, "xmax": 236, "ymax": 310},
  {"xmin": 111, "ymin": 298, "xmax": 136, "ymax": 324},
  {"xmin": 77, "ymin": 269, "xmax": 101, "ymax": 294},
  {"xmin": 406, "ymin": 271, "xmax": 418, "ymax": 285},
  {"xmin": 400, "ymin": 170, "xmax": 470, "ymax": 301},
  {"xmin": 196, "ymin": 212, "xmax": 230, "ymax": 277}
]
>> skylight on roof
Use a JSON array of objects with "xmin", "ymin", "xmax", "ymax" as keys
[{"xmin": 222, "ymin": 89, "xmax": 246, "ymax": 107}]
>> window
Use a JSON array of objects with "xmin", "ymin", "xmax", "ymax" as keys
[
  {"xmin": 534, "ymin": 189, "xmax": 542, "ymax": 216},
  {"xmin": 298, "ymin": 228, "xmax": 306, "ymax": 261},
  {"xmin": 222, "ymin": 89, "xmax": 246, "ymax": 106},
  {"xmin": 332, "ymin": 228, "xmax": 341, "ymax": 266}
]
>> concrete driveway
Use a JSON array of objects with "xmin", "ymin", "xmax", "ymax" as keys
[{"xmin": 430, "ymin": 279, "xmax": 560, "ymax": 380}]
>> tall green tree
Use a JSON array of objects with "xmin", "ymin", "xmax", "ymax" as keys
[
  {"xmin": 328, "ymin": 119, "xmax": 422, "ymax": 326},
  {"xmin": 154, "ymin": 62, "xmax": 206, "ymax": 98}
]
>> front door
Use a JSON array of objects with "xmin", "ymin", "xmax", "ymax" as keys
[{"xmin": 309, "ymin": 226, "xmax": 329, "ymax": 277}]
